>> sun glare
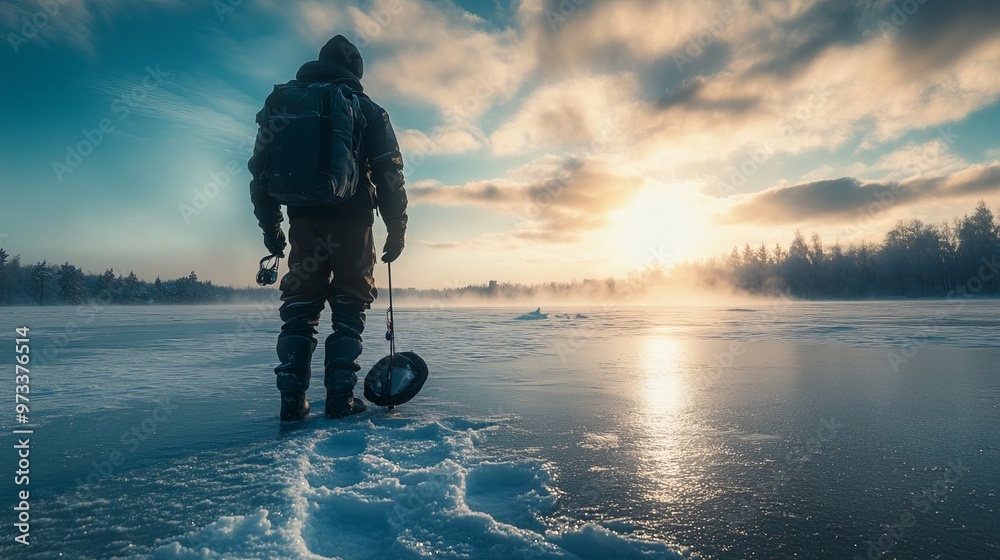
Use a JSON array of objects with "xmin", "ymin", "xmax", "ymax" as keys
[
  {"xmin": 640, "ymin": 336, "xmax": 688, "ymax": 413},
  {"xmin": 614, "ymin": 185, "xmax": 708, "ymax": 270}
]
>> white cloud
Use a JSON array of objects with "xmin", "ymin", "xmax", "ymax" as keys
[
  {"xmin": 517, "ymin": 0, "xmax": 744, "ymax": 71},
  {"xmin": 489, "ymin": 74, "xmax": 640, "ymax": 156},
  {"xmin": 398, "ymin": 126, "xmax": 482, "ymax": 156},
  {"xmin": 870, "ymin": 139, "xmax": 969, "ymax": 179},
  {"xmin": 410, "ymin": 156, "xmax": 647, "ymax": 245},
  {"xmin": 798, "ymin": 164, "xmax": 837, "ymax": 182},
  {"xmin": 508, "ymin": 0, "xmax": 1000, "ymax": 174},
  {"xmin": 721, "ymin": 162, "xmax": 1000, "ymax": 226},
  {"xmin": 341, "ymin": 0, "xmax": 527, "ymax": 122}
]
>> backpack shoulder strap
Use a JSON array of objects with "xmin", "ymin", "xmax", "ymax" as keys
[{"xmin": 255, "ymin": 84, "xmax": 282, "ymax": 125}]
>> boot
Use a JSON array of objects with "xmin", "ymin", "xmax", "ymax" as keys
[
  {"xmin": 325, "ymin": 392, "xmax": 366, "ymax": 419},
  {"xmin": 275, "ymin": 335, "xmax": 315, "ymax": 422},
  {"xmin": 280, "ymin": 392, "xmax": 310, "ymax": 421}
]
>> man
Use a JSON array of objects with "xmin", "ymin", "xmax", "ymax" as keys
[{"xmin": 248, "ymin": 35, "xmax": 408, "ymax": 421}]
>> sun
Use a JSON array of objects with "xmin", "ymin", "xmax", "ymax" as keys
[{"xmin": 611, "ymin": 184, "xmax": 709, "ymax": 269}]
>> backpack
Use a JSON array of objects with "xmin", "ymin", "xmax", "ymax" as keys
[{"xmin": 259, "ymin": 81, "xmax": 367, "ymax": 206}]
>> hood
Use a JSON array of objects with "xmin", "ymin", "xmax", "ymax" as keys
[
  {"xmin": 293, "ymin": 34, "xmax": 364, "ymax": 90},
  {"xmin": 294, "ymin": 60, "xmax": 364, "ymax": 92}
]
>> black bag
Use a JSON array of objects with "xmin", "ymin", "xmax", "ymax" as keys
[
  {"xmin": 364, "ymin": 351, "xmax": 429, "ymax": 407},
  {"xmin": 260, "ymin": 81, "xmax": 366, "ymax": 205}
]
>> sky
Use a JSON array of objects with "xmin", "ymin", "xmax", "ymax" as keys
[{"xmin": 0, "ymin": 0, "xmax": 998, "ymax": 289}]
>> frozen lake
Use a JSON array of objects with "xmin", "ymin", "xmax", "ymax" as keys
[{"xmin": 1, "ymin": 300, "xmax": 998, "ymax": 559}]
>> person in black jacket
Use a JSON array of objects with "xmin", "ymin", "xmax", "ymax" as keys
[{"xmin": 248, "ymin": 35, "xmax": 408, "ymax": 421}]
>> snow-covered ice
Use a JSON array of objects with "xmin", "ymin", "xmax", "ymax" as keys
[{"xmin": 1, "ymin": 301, "xmax": 998, "ymax": 559}]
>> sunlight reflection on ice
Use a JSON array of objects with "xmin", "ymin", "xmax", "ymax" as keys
[{"xmin": 633, "ymin": 336, "xmax": 701, "ymax": 507}]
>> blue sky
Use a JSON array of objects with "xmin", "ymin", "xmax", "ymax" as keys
[{"xmin": 1, "ymin": 0, "xmax": 998, "ymax": 289}]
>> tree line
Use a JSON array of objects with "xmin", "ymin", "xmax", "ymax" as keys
[
  {"xmin": 692, "ymin": 200, "xmax": 999, "ymax": 298},
  {"xmin": 2, "ymin": 201, "xmax": 997, "ymax": 305},
  {"xmin": 393, "ymin": 200, "xmax": 1000, "ymax": 301},
  {"xmin": 0, "ymin": 257, "xmax": 275, "ymax": 306}
]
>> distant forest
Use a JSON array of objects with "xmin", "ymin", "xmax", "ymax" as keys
[
  {"xmin": 396, "ymin": 200, "xmax": 1000, "ymax": 301},
  {"xmin": 676, "ymin": 199, "xmax": 1000, "ymax": 299},
  {"xmin": 0, "ymin": 258, "xmax": 276, "ymax": 306},
  {"xmin": 2, "ymin": 201, "xmax": 997, "ymax": 306}
]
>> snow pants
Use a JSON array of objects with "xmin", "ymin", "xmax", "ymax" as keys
[{"xmin": 273, "ymin": 214, "xmax": 378, "ymax": 397}]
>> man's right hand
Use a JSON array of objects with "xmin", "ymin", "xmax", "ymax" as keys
[
  {"xmin": 381, "ymin": 231, "xmax": 404, "ymax": 263},
  {"xmin": 263, "ymin": 228, "xmax": 286, "ymax": 258}
]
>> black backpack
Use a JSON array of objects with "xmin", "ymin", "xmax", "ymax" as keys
[{"xmin": 259, "ymin": 81, "xmax": 366, "ymax": 206}]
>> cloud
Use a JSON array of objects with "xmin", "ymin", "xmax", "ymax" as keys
[
  {"xmin": 235, "ymin": 0, "xmax": 999, "ymax": 194},
  {"xmin": 518, "ymin": 0, "xmax": 729, "ymax": 73},
  {"xmin": 419, "ymin": 240, "xmax": 462, "ymax": 249},
  {"xmin": 742, "ymin": 1, "xmax": 872, "ymax": 78},
  {"xmin": 410, "ymin": 157, "xmax": 646, "ymax": 245},
  {"xmin": 398, "ymin": 127, "xmax": 482, "ymax": 156},
  {"xmin": 722, "ymin": 163, "xmax": 1000, "ymax": 225},
  {"xmin": 252, "ymin": 0, "xmax": 527, "ymax": 134},
  {"xmin": 86, "ymin": 70, "xmax": 258, "ymax": 153},
  {"xmin": 341, "ymin": 0, "xmax": 526, "ymax": 121},
  {"xmin": 489, "ymin": 74, "xmax": 639, "ymax": 156},
  {"xmin": 508, "ymin": 0, "xmax": 1000, "ymax": 172},
  {"xmin": 868, "ymin": 139, "xmax": 970, "ymax": 179},
  {"xmin": 0, "ymin": 0, "xmax": 192, "ymax": 56},
  {"xmin": 889, "ymin": 0, "xmax": 1000, "ymax": 74}
]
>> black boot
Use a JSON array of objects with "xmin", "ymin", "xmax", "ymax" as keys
[
  {"xmin": 324, "ymin": 334, "xmax": 364, "ymax": 419},
  {"xmin": 325, "ymin": 392, "xmax": 366, "ymax": 419},
  {"xmin": 275, "ymin": 335, "xmax": 316, "ymax": 422},
  {"xmin": 280, "ymin": 392, "xmax": 310, "ymax": 421}
]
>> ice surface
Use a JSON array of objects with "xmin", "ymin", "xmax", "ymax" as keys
[
  {"xmin": 1, "ymin": 301, "xmax": 998, "ymax": 559},
  {"xmin": 143, "ymin": 417, "xmax": 678, "ymax": 559}
]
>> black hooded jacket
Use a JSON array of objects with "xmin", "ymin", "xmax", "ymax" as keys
[{"xmin": 248, "ymin": 52, "xmax": 408, "ymax": 235}]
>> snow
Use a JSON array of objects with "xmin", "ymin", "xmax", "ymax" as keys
[
  {"xmin": 145, "ymin": 417, "xmax": 680, "ymax": 559},
  {"xmin": 1, "ymin": 301, "xmax": 998, "ymax": 559}
]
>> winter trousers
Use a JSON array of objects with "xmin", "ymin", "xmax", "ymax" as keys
[{"xmin": 273, "ymin": 213, "xmax": 377, "ymax": 397}]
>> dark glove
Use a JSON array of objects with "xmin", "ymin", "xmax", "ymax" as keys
[
  {"xmin": 381, "ymin": 231, "xmax": 404, "ymax": 263},
  {"xmin": 263, "ymin": 228, "xmax": 286, "ymax": 258}
]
